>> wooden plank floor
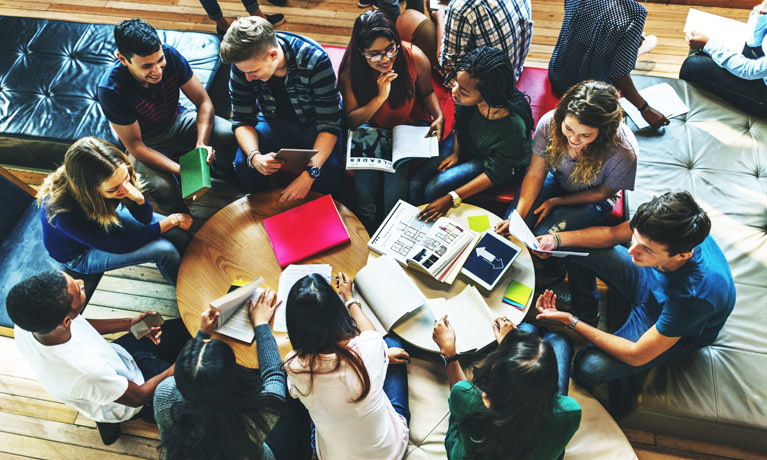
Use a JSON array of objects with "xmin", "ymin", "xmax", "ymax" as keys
[{"xmin": 0, "ymin": 0, "xmax": 762, "ymax": 458}]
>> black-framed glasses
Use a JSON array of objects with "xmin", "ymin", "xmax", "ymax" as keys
[{"xmin": 362, "ymin": 44, "xmax": 399, "ymax": 63}]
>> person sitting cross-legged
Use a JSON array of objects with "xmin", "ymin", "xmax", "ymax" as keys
[
  {"xmin": 221, "ymin": 17, "xmax": 345, "ymax": 201},
  {"xmin": 531, "ymin": 191, "xmax": 736, "ymax": 390},
  {"xmin": 6, "ymin": 270, "xmax": 191, "ymax": 445}
]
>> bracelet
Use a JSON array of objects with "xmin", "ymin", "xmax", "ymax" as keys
[
  {"xmin": 565, "ymin": 315, "xmax": 579, "ymax": 333},
  {"xmin": 246, "ymin": 149, "xmax": 260, "ymax": 170},
  {"xmin": 638, "ymin": 101, "xmax": 649, "ymax": 112},
  {"xmin": 344, "ymin": 298, "xmax": 361, "ymax": 308},
  {"xmin": 174, "ymin": 214, "xmax": 179, "ymax": 226},
  {"xmin": 552, "ymin": 232, "xmax": 561, "ymax": 249}
]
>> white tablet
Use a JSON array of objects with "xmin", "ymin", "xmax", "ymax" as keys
[{"xmin": 460, "ymin": 231, "xmax": 521, "ymax": 291}]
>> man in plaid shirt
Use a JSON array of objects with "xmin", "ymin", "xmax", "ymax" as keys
[{"xmin": 220, "ymin": 17, "xmax": 343, "ymax": 200}]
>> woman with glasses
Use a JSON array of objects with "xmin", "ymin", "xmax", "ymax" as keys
[
  {"xmin": 410, "ymin": 46, "xmax": 534, "ymax": 223},
  {"xmin": 339, "ymin": 10, "xmax": 444, "ymax": 230}
]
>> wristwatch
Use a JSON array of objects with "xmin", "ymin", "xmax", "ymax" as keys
[
  {"xmin": 448, "ymin": 190, "xmax": 461, "ymax": 207},
  {"xmin": 306, "ymin": 165, "xmax": 321, "ymax": 179},
  {"xmin": 440, "ymin": 353, "xmax": 459, "ymax": 367},
  {"xmin": 565, "ymin": 315, "xmax": 579, "ymax": 333}
]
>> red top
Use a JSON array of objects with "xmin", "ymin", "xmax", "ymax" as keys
[{"xmin": 369, "ymin": 43, "xmax": 430, "ymax": 129}]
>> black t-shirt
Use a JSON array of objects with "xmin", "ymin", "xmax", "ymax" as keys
[{"xmin": 266, "ymin": 75, "xmax": 300, "ymax": 123}]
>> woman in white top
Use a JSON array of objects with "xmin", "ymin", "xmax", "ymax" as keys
[{"xmin": 283, "ymin": 273, "xmax": 411, "ymax": 460}]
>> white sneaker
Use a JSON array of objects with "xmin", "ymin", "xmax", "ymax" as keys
[{"xmin": 638, "ymin": 34, "xmax": 658, "ymax": 56}]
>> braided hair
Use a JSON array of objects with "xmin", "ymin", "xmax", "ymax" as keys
[{"xmin": 455, "ymin": 47, "xmax": 534, "ymax": 134}]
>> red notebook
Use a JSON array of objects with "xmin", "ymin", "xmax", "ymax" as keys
[{"xmin": 263, "ymin": 195, "xmax": 351, "ymax": 267}]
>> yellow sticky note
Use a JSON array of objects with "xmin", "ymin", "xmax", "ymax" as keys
[
  {"xmin": 467, "ymin": 215, "xmax": 491, "ymax": 233},
  {"xmin": 503, "ymin": 280, "xmax": 533, "ymax": 306}
]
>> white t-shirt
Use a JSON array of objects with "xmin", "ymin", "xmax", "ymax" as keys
[
  {"xmin": 285, "ymin": 331, "xmax": 409, "ymax": 460},
  {"xmin": 14, "ymin": 315, "xmax": 144, "ymax": 422}
]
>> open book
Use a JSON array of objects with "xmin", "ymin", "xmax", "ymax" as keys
[
  {"xmin": 507, "ymin": 210, "xmax": 588, "ymax": 258},
  {"xmin": 346, "ymin": 125, "xmax": 438, "ymax": 173},
  {"xmin": 368, "ymin": 200, "xmax": 480, "ymax": 283},
  {"xmin": 209, "ymin": 277, "xmax": 264, "ymax": 343},
  {"xmin": 355, "ymin": 256, "xmax": 495, "ymax": 353}
]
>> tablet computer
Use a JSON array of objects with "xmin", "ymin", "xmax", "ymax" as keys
[{"xmin": 460, "ymin": 231, "xmax": 521, "ymax": 291}]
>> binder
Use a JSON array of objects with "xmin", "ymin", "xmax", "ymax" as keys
[
  {"xmin": 179, "ymin": 147, "xmax": 211, "ymax": 201},
  {"xmin": 263, "ymin": 195, "xmax": 351, "ymax": 267}
]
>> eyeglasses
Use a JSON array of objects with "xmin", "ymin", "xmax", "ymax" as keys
[{"xmin": 362, "ymin": 44, "xmax": 399, "ymax": 63}]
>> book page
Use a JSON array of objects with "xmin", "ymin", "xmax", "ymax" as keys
[
  {"xmin": 426, "ymin": 286, "xmax": 496, "ymax": 353},
  {"xmin": 620, "ymin": 83, "xmax": 689, "ymax": 130},
  {"xmin": 346, "ymin": 127, "xmax": 395, "ymax": 172},
  {"xmin": 391, "ymin": 125, "xmax": 439, "ymax": 166},
  {"xmin": 355, "ymin": 255, "xmax": 426, "ymax": 330},
  {"xmin": 368, "ymin": 200, "xmax": 433, "ymax": 265},
  {"xmin": 684, "ymin": 8, "xmax": 747, "ymax": 53},
  {"xmin": 506, "ymin": 211, "xmax": 588, "ymax": 257},
  {"xmin": 273, "ymin": 264, "xmax": 333, "ymax": 332},
  {"xmin": 216, "ymin": 288, "xmax": 263, "ymax": 343},
  {"xmin": 210, "ymin": 278, "xmax": 265, "ymax": 326}
]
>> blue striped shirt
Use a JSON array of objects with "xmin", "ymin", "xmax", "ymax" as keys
[
  {"xmin": 230, "ymin": 32, "xmax": 342, "ymax": 137},
  {"xmin": 548, "ymin": 0, "xmax": 646, "ymax": 95},
  {"xmin": 440, "ymin": 0, "xmax": 533, "ymax": 81}
]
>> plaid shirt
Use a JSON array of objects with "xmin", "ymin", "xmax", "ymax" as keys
[
  {"xmin": 439, "ymin": 0, "xmax": 533, "ymax": 81},
  {"xmin": 230, "ymin": 31, "xmax": 342, "ymax": 137}
]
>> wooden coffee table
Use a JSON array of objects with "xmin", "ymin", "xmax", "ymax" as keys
[
  {"xmin": 368, "ymin": 203, "xmax": 535, "ymax": 353},
  {"xmin": 177, "ymin": 190, "xmax": 370, "ymax": 368}
]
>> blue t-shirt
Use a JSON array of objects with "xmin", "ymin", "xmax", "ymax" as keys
[
  {"xmin": 651, "ymin": 235, "xmax": 736, "ymax": 348},
  {"xmin": 98, "ymin": 45, "xmax": 193, "ymax": 139}
]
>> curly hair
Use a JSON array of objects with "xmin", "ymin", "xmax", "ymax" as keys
[
  {"xmin": 6, "ymin": 271, "xmax": 73, "ymax": 334},
  {"xmin": 546, "ymin": 80, "xmax": 623, "ymax": 186}
]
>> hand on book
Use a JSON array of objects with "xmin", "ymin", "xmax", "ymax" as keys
[
  {"xmin": 200, "ymin": 308, "xmax": 221, "ymax": 334},
  {"xmin": 249, "ymin": 288, "xmax": 281, "ymax": 327},
  {"xmin": 428, "ymin": 116, "xmax": 445, "ymax": 141},
  {"xmin": 335, "ymin": 272, "xmax": 355, "ymax": 302},
  {"xmin": 197, "ymin": 144, "xmax": 216, "ymax": 165},
  {"xmin": 432, "ymin": 315, "xmax": 457, "ymax": 357},
  {"xmin": 685, "ymin": 30, "xmax": 709, "ymax": 50},
  {"xmin": 418, "ymin": 195, "xmax": 452, "ymax": 222},
  {"xmin": 640, "ymin": 105, "xmax": 670, "ymax": 129},
  {"xmin": 492, "ymin": 316, "xmax": 516, "ymax": 344},
  {"xmin": 130, "ymin": 311, "xmax": 162, "ymax": 345},
  {"xmin": 534, "ymin": 290, "xmax": 572, "ymax": 325}
]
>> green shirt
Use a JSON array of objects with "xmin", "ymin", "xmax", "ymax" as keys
[
  {"xmin": 445, "ymin": 380, "xmax": 582, "ymax": 460},
  {"xmin": 454, "ymin": 105, "xmax": 532, "ymax": 185}
]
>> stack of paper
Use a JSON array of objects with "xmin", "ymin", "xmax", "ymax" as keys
[{"xmin": 503, "ymin": 280, "xmax": 532, "ymax": 311}]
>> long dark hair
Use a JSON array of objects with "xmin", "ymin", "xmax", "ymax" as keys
[
  {"xmin": 457, "ymin": 328, "xmax": 559, "ymax": 459},
  {"xmin": 456, "ymin": 47, "xmax": 534, "ymax": 134},
  {"xmin": 284, "ymin": 274, "xmax": 371, "ymax": 402},
  {"xmin": 339, "ymin": 10, "xmax": 414, "ymax": 109},
  {"xmin": 161, "ymin": 336, "xmax": 284, "ymax": 460}
]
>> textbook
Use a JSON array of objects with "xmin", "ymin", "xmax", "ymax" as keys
[
  {"xmin": 368, "ymin": 200, "xmax": 480, "ymax": 284},
  {"xmin": 263, "ymin": 195, "xmax": 351, "ymax": 267},
  {"xmin": 209, "ymin": 277, "xmax": 265, "ymax": 343},
  {"xmin": 354, "ymin": 256, "xmax": 495, "ymax": 353},
  {"xmin": 179, "ymin": 147, "xmax": 211, "ymax": 201},
  {"xmin": 346, "ymin": 125, "xmax": 439, "ymax": 173}
]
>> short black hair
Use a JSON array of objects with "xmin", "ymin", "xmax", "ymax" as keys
[
  {"xmin": 6, "ymin": 271, "xmax": 73, "ymax": 334},
  {"xmin": 114, "ymin": 18, "xmax": 161, "ymax": 61},
  {"xmin": 630, "ymin": 191, "xmax": 711, "ymax": 256}
]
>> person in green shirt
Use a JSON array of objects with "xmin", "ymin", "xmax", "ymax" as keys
[
  {"xmin": 432, "ymin": 297, "xmax": 582, "ymax": 459},
  {"xmin": 410, "ymin": 46, "xmax": 534, "ymax": 222}
]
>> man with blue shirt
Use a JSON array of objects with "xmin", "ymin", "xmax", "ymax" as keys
[
  {"xmin": 98, "ymin": 19, "xmax": 237, "ymax": 213},
  {"xmin": 219, "ymin": 16, "xmax": 343, "ymax": 201},
  {"xmin": 529, "ymin": 191, "xmax": 736, "ymax": 387}
]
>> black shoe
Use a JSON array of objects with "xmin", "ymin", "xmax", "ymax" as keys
[
  {"xmin": 266, "ymin": 13, "xmax": 286, "ymax": 28},
  {"xmin": 358, "ymin": 0, "xmax": 375, "ymax": 7},
  {"xmin": 266, "ymin": 0, "xmax": 287, "ymax": 5},
  {"xmin": 96, "ymin": 422, "xmax": 121, "ymax": 445}
]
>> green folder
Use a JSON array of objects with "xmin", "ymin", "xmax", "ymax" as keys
[
  {"xmin": 179, "ymin": 147, "xmax": 211, "ymax": 201},
  {"xmin": 503, "ymin": 280, "xmax": 533, "ymax": 307}
]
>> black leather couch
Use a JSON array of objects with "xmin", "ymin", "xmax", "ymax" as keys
[{"xmin": 0, "ymin": 16, "xmax": 229, "ymax": 170}]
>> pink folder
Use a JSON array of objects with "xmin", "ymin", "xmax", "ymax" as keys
[{"xmin": 262, "ymin": 194, "xmax": 351, "ymax": 267}]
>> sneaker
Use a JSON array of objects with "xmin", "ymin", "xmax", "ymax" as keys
[
  {"xmin": 266, "ymin": 0, "xmax": 287, "ymax": 5},
  {"xmin": 266, "ymin": 13, "xmax": 286, "ymax": 28},
  {"xmin": 637, "ymin": 34, "xmax": 658, "ymax": 56},
  {"xmin": 358, "ymin": 0, "xmax": 375, "ymax": 7},
  {"xmin": 96, "ymin": 422, "xmax": 121, "ymax": 445}
]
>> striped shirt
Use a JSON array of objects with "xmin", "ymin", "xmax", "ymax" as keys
[
  {"xmin": 548, "ymin": 0, "xmax": 646, "ymax": 95},
  {"xmin": 439, "ymin": 0, "xmax": 533, "ymax": 81},
  {"xmin": 98, "ymin": 45, "xmax": 192, "ymax": 139},
  {"xmin": 230, "ymin": 32, "xmax": 342, "ymax": 137}
]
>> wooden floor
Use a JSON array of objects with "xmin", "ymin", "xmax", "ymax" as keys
[{"xmin": 0, "ymin": 0, "xmax": 764, "ymax": 458}]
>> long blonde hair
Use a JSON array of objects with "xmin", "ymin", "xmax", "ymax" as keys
[
  {"xmin": 546, "ymin": 80, "xmax": 623, "ymax": 186},
  {"xmin": 38, "ymin": 137, "xmax": 142, "ymax": 229}
]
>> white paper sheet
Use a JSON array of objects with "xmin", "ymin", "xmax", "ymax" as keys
[
  {"xmin": 273, "ymin": 264, "xmax": 333, "ymax": 332},
  {"xmin": 507, "ymin": 211, "xmax": 588, "ymax": 258},
  {"xmin": 620, "ymin": 83, "xmax": 690, "ymax": 130},
  {"xmin": 684, "ymin": 8, "xmax": 748, "ymax": 54}
]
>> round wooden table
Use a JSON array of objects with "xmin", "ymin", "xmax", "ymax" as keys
[
  {"xmin": 177, "ymin": 190, "xmax": 370, "ymax": 368},
  {"xmin": 369, "ymin": 203, "xmax": 535, "ymax": 353}
]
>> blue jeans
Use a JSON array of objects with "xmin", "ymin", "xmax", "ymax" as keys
[
  {"xmin": 517, "ymin": 323, "xmax": 573, "ymax": 396},
  {"xmin": 565, "ymin": 246, "xmax": 700, "ymax": 389},
  {"xmin": 64, "ymin": 208, "xmax": 187, "ymax": 285},
  {"xmin": 233, "ymin": 116, "xmax": 344, "ymax": 195},
  {"xmin": 354, "ymin": 166, "xmax": 410, "ymax": 231},
  {"xmin": 199, "ymin": 0, "xmax": 259, "ymax": 19},
  {"xmin": 266, "ymin": 397, "xmax": 313, "ymax": 460},
  {"xmin": 113, "ymin": 319, "xmax": 191, "ymax": 423}
]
